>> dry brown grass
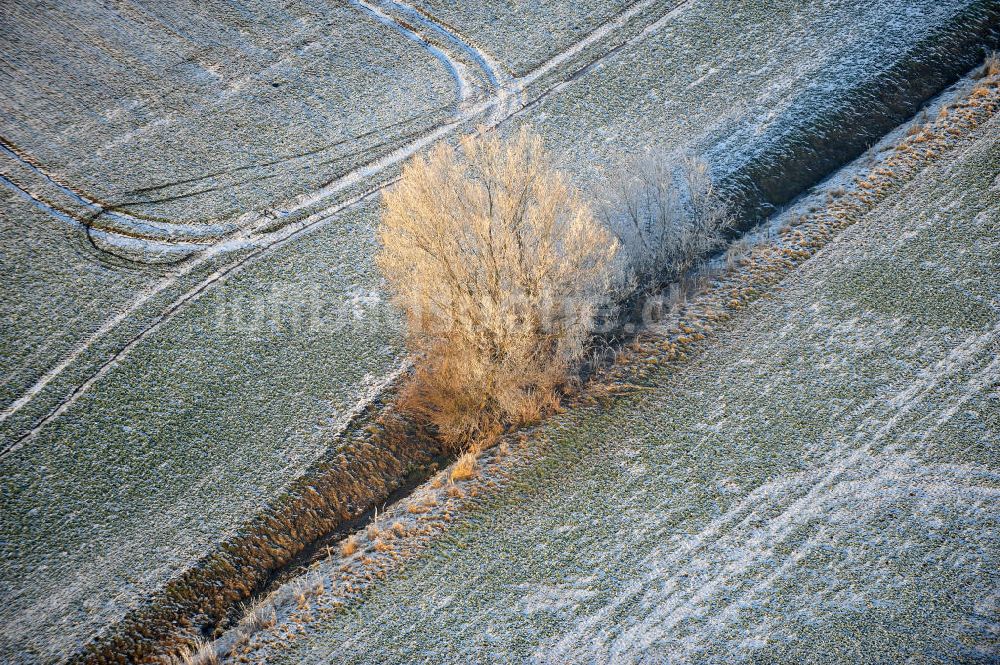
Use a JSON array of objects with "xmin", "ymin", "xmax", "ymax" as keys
[
  {"xmin": 339, "ymin": 535, "xmax": 359, "ymax": 557},
  {"xmin": 378, "ymin": 127, "xmax": 619, "ymax": 451},
  {"xmin": 723, "ymin": 236, "xmax": 753, "ymax": 269},
  {"xmin": 980, "ymin": 51, "xmax": 999, "ymax": 78},
  {"xmin": 238, "ymin": 597, "xmax": 277, "ymax": 635},
  {"xmin": 450, "ymin": 451, "xmax": 478, "ymax": 482},
  {"xmin": 176, "ymin": 638, "xmax": 218, "ymax": 665},
  {"xmin": 294, "ymin": 583, "xmax": 311, "ymax": 611}
]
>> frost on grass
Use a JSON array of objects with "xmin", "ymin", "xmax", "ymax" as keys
[
  {"xmin": 241, "ymin": 111, "xmax": 1000, "ymax": 665},
  {"xmin": 1, "ymin": 0, "xmax": 996, "ymax": 661},
  {"xmin": 413, "ymin": 0, "xmax": 633, "ymax": 76},
  {"xmin": 0, "ymin": 0, "xmax": 456, "ymax": 223},
  {"xmin": 0, "ymin": 198, "xmax": 408, "ymax": 661},
  {"xmin": 514, "ymin": 0, "xmax": 995, "ymax": 205}
]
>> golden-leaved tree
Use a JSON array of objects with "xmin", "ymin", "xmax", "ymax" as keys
[{"xmin": 378, "ymin": 127, "xmax": 619, "ymax": 450}]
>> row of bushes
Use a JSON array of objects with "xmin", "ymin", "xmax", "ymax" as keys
[{"xmin": 377, "ymin": 127, "xmax": 730, "ymax": 451}]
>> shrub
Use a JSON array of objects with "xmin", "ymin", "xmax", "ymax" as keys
[
  {"xmin": 378, "ymin": 127, "xmax": 619, "ymax": 450},
  {"xmin": 176, "ymin": 638, "xmax": 218, "ymax": 665},
  {"xmin": 339, "ymin": 535, "xmax": 358, "ymax": 557},
  {"xmin": 978, "ymin": 51, "xmax": 999, "ymax": 78},
  {"xmin": 450, "ymin": 451, "xmax": 478, "ymax": 482},
  {"xmin": 597, "ymin": 151, "xmax": 731, "ymax": 287},
  {"xmin": 236, "ymin": 598, "xmax": 278, "ymax": 636}
]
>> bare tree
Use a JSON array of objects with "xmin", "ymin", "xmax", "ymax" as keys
[
  {"xmin": 377, "ymin": 127, "xmax": 620, "ymax": 450},
  {"xmin": 598, "ymin": 150, "xmax": 731, "ymax": 287}
]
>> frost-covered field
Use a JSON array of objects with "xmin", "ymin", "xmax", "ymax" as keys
[
  {"xmin": 511, "ymin": 0, "xmax": 997, "ymax": 216},
  {"xmin": 1, "ymin": 0, "xmax": 455, "ymax": 225},
  {"xmin": 0, "ymin": 194, "xmax": 409, "ymax": 661},
  {"xmin": 1, "ymin": 0, "xmax": 997, "ymax": 661},
  {"xmin": 413, "ymin": 0, "xmax": 634, "ymax": 76},
  {"xmin": 241, "ymin": 113, "xmax": 1000, "ymax": 664}
]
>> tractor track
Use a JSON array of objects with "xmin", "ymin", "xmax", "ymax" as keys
[{"xmin": 0, "ymin": 0, "xmax": 686, "ymax": 456}]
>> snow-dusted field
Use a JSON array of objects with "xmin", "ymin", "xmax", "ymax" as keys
[
  {"xmin": 242, "ymin": 111, "xmax": 1000, "ymax": 665},
  {"xmin": 1, "ymin": 1, "xmax": 455, "ymax": 225},
  {"xmin": 507, "ymin": 0, "xmax": 997, "ymax": 218},
  {"xmin": 0, "ymin": 0, "xmax": 997, "ymax": 661}
]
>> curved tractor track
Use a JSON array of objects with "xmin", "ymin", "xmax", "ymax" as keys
[
  {"xmin": 0, "ymin": 0, "xmax": 505, "ymax": 265},
  {"xmin": 0, "ymin": 138, "xmax": 236, "ymax": 260},
  {"xmin": 0, "ymin": 0, "xmax": 686, "ymax": 457}
]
